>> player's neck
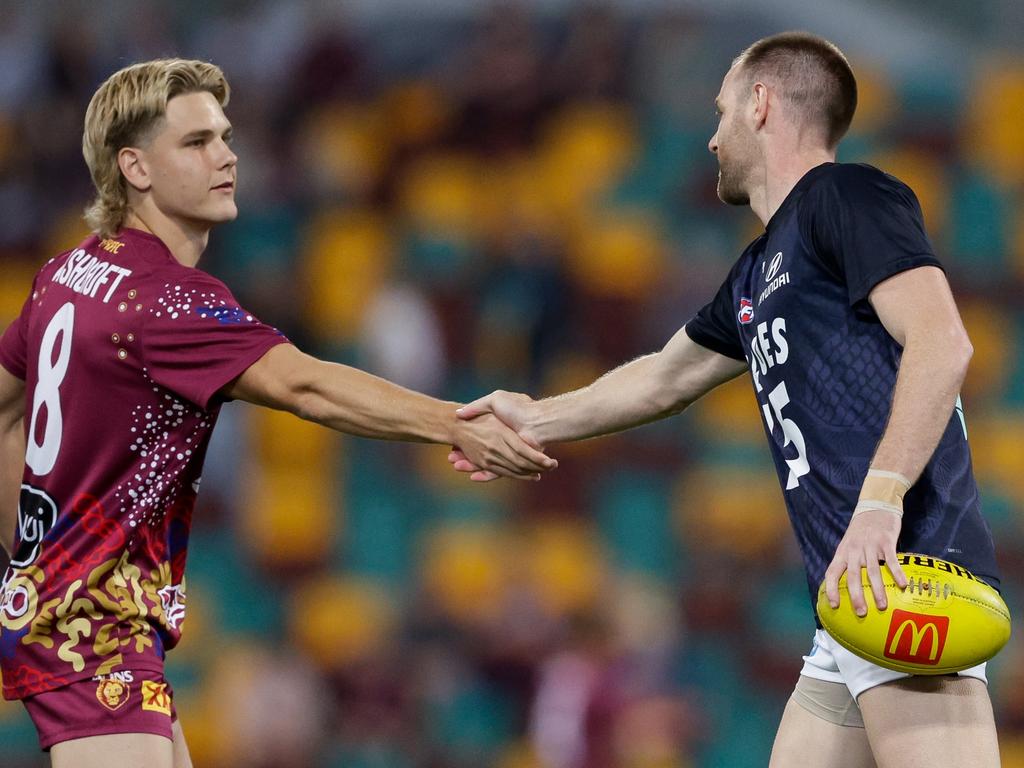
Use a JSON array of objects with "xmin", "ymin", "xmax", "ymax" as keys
[
  {"xmin": 122, "ymin": 208, "xmax": 210, "ymax": 268},
  {"xmin": 751, "ymin": 148, "xmax": 836, "ymax": 226}
]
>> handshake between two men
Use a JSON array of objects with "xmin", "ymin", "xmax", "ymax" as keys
[{"xmin": 451, "ymin": 391, "xmax": 548, "ymax": 483}]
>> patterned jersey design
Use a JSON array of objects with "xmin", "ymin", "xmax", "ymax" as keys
[{"xmin": 0, "ymin": 228, "xmax": 288, "ymax": 699}]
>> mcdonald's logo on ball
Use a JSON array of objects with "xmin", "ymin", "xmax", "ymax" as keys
[{"xmin": 884, "ymin": 610, "xmax": 949, "ymax": 665}]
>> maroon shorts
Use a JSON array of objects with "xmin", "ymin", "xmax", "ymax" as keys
[{"xmin": 22, "ymin": 668, "xmax": 177, "ymax": 751}]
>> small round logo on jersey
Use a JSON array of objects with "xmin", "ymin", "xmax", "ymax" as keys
[
  {"xmin": 96, "ymin": 679, "xmax": 130, "ymax": 711},
  {"xmin": 738, "ymin": 297, "xmax": 754, "ymax": 325},
  {"xmin": 765, "ymin": 251, "xmax": 784, "ymax": 282}
]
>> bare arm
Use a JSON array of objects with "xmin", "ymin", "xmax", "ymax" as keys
[
  {"xmin": 0, "ymin": 365, "xmax": 26, "ymax": 556},
  {"xmin": 523, "ymin": 326, "xmax": 747, "ymax": 444},
  {"xmin": 223, "ymin": 343, "xmax": 556, "ymax": 479},
  {"xmin": 454, "ymin": 325, "xmax": 746, "ymax": 460},
  {"xmin": 864, "ymin": 266, "xmax": 972, "ymax": 479},
  {"xmin": 825, "ymin": 265, "xmax": 972, "ymax": 615}
]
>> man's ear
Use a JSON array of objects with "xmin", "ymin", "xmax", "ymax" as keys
[
  {"xmin": 751, "ymin": 81, "xmax": 770, "ymax": 130},
  {"xmin": 118, "ymin": 147, "xmax": 151, "ymax": 193}
]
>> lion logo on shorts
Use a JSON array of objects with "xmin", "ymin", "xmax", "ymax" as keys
[{"xmin": 96, "ymin": 679, "xmax": 130, "ymax": 711}]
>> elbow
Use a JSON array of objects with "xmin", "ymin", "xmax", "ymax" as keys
[
  {"xmin": 934, "ymin": 328, "xmax": 973, "ymax": 388},
  {"xmin": 908, "ymin": 323, "xmax": 972, "ymax": 381},
  {"xmin": 952, "ymin": 330, "xmax": 973, "ymax": 380}
]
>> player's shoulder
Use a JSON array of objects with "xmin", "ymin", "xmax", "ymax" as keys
[
  {"xmin": 150, "ymin": 261, "xmax": 233, "ymax": 294},
  {"xmin": 805, "ymin": 162, "xmax": 914, "ymax": 199}
]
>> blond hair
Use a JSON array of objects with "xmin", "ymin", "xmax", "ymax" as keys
[{"xmin": 82, "ymin": 59, "xmax": 230, "ymax": 238}]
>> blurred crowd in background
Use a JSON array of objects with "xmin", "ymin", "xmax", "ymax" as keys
[{"xmin": 2, "ymin": 1, "xmax": 1024, "ymax": 766}]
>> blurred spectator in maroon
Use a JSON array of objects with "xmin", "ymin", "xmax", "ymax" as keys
[
  {"xmin": 286, "ymin": 17, "xmax": 366, "ymax": 111},
  {"xmin": 445, "ymin": 2, "xmax": 546, "ymax": 155}
]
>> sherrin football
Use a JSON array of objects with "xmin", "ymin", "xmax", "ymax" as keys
[{"xmin": 816, "ymin": 553, "xmax": 1011, "ymax": 674}]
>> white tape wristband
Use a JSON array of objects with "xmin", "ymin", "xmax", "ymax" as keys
[{"xmin": 851, "ymin": 500, "xmax": 904, "ymax": 518}]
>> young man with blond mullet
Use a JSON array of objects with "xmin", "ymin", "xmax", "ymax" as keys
[
  {"xmin": 451, "ymin": 32, "xmax": 1001, "ymax": 767},
  {"xmin": 0, "ymin": 59, "xmax": 555, "ymax": 768}
]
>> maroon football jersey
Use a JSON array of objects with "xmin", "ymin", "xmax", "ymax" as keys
[{"xmin": 0, "ymin": 228, "xmax": 288, "ymax": 699}]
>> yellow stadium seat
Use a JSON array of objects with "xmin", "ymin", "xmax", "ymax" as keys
[
  {"xmin": 485, "ymin": 156, "xmax": 563, "ymax": 239},
  {"xmin": 382, "ymin": 81, "xmax": 452, "ymax": 147},
  {"xmin": 965, "ymin": 61, "xmax": 1024, "ymax": 186},
  {"xmin": 421, "ymin": 524, "xmax": 510, "ymax": 625},
  {"xmin": 288, "ymin": 576, "xmax": 395, "ymax": 670},
  {"xmin": 523, "ymin": 520, "xmax": 605, "ymax": 615},
  {"xmin": 966, "ymin": 412, "xmax": 1024, "ymax": 502},
  {"xmin": 960, "ymin": 300, "xmax": 1011, "ymax": 400},
  {"xmin": 673, "ymin": 468, "xmax": 789, "ymax": 557},
  {"xmin": 175, "ymin": 690, "xmax": 222, "ymax": 767},
  {"xmin": 693, "ymin": 371, "xmax": 764, "ymax": 442},
  {"xmin": 399, "ymin": 153, "xmax": 485, "ymax": 235},
  {"xmin": 301, "ymin": 208, "xmax": 395, "ymax": 343},
  {"xmin": 241, "ymin": 466, "xmax": 338, "ymax": 568},
  {"xmin": 181, "ymin": 642, "xmax": 272, "ymax": 766},
  {"xmin": 248, "ymin": 404, "xmax": 338, "ymax": 469},
  {"xmin": 845, "ymin": 60, "xmax": 895, "ymax": 134},
  {"xmin": 0, "ymin": 261, "xmax": 36, "ymax": 325},
  {"xmin": 539, "ymin": 103, "xmax": 639, "ymax": 221},
  {"xmin": 568, "ymin": 208, "xmax": 666, "ymax": 300},
  {"xmin": 295, "ymin": 104, "xmax": 391, "ymax": 197}
]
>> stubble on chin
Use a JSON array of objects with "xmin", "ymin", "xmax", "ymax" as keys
[{"xmin": 716, "ymin": 165, "xmax": 750, "ymax": 207}]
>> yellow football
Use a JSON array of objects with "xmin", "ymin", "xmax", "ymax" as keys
[{"xmin": 816, "ymin": 553, "xmax": 1011, "ymax": 674}]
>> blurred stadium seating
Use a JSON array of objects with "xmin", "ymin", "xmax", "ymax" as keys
[{"xmin": 1, "ymin": 1, "xmax": 1023, "ymax": 766}]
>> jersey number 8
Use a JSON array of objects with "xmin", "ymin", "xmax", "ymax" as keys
[{"xmin": 26, "ymin": 302, "xmax": 75, "ymax": 476}]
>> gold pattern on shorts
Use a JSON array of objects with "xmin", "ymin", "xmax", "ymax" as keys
[{"xmin": 96, "ymin": 679, "xmax": 130, "ymax": 711}]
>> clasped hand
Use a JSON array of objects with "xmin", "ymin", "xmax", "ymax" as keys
[{"xmin": 450, "ymin": 391, "xmax": 539, "ymax": 482}]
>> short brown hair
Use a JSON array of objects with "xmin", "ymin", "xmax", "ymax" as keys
[
  {"xmin": 82, "ymin": 59, "xmax": 230, "ymax": 238},
  {"xmin": 735, "ymin": 32, "xmax": 857, "ymax": 148}
]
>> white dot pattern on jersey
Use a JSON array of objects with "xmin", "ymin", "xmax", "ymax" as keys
[
  {"xmin": 117, "ymin": 368, "xmax": 210, "ymax": 530},
  {"xmin": 151, "ymin": 283, "xmax": 256, "ymax": 323}
]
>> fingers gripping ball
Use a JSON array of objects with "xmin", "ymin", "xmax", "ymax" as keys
[{"xmin": 816, "ymin": 553, "xmax": 1010, "ymax": 674}]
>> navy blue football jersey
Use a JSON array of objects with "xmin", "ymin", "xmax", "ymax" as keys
[{"xmin": 685, "ymin": 162, "xmax": 999, "ymax": 621}]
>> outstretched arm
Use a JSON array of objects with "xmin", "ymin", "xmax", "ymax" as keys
[
  {"xmin": 223, "ymin": 343, "xmax": 556, "ymax": 480},
  {"xmin": 0, "ymin": 365, "xmax": 25, "ymax": 556},
  {"xmin": 824, "ymin": 266, "xmax": 973, "ymax": 616},
  {"xmin": 452, "ymin": 325, "xmax": 747, "ymax": 479}
]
